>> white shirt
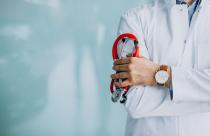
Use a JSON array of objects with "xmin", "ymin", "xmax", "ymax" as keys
[{"xmin": 117, "ymin": 0, "xmax": 210, "ymax": 135}]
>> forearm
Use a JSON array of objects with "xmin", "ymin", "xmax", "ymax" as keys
[
  {"xmin": 171, "ymin": 67, "xmax": 210, "ymax": 102},
  {"xmin": 124, "ymin": 85, "xmax": 210, "ymax": 118},
  {"xmin": 124, "ymin": 66, "xmax": 210, "ymax": 118}
]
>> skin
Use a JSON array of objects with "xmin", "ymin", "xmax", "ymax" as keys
[
  {"xmin": 111, "ymin": 0, "xmax": 193, "ymax": 89},
  {"xmin": 111, "ymin": 56, "xmax": 171, "ymax": 88},
  {"xmin": 185, "ymin": 0, "xmax": 194, "ymax": 5}
]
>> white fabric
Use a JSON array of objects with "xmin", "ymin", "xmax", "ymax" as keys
[{"xmin": 117, "ymin": 0, "xmax": 210, "ymax": 135}]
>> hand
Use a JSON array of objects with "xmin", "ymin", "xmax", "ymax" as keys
[{"xmin": 111, "ymin": 57, "xmax": 160, "ymax": 88}]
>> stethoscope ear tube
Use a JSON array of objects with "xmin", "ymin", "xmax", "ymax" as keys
[{"xmin": 110, "ymin": 33, "xmax": 140, "ymax": 103}]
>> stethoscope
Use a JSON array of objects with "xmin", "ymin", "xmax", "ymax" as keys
[{"xmin": 110, "ymin": 33, "xmax": 140, "ymax": 103}]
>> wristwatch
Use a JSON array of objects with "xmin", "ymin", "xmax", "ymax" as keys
[{"xmin": 155, "ymin": 65, "xmax": 170, "ymax": 87}]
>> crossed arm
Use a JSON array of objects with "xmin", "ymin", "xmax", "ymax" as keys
[
  {"xmin": 111, "ymin": 11, "xmax": 210, "ymax": 119},
  {"xmin": 111, "ymin": 56, "xmax": 171, "ymax": 89}
]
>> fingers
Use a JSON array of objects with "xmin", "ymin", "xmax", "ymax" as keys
[
  {"xmin": 112, "ymin": 64, "xmax": 130, "ymax": 72},
  {"xmin": 114, "ymin": 55, "xmax": 147, "ymax": 66},
  {"xmin": 111, "ymin": 73, "xmax": 132, "ymax": 88},
  {"xmin": 126, "ymin": 54, "xmax": 132, "ymax": 57},
  {"xmin": 115, "ymin": 80, "xmax": 131, "ymax": 88},
  {"xmin": 111, "ymin": 72, "xmax": 129, "ymax": 79},
  {"xmin": 114, "ymin": 57, "xmax": 131, "ymax": 65}
]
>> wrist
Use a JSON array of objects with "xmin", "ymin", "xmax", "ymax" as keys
[{"xmin": 151, "ymin": 64, "xmax": 161, "ymax": 85}]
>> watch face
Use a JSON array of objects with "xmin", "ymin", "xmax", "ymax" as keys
[
  {"xmin": 155, "ymin": 70, "xmax": 169, "ymax": 84},
  {"xmin": 117, "ymin": 38, "xmax": 135, "ymax": 59}
]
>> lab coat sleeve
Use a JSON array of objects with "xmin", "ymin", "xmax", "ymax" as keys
[
  {"xmin": 172, "ymin": 68, "xmax": 210, "ymax": 102},
  {"xmin": 117, "ymin": 9, "xmax": 149, "ymax": 58},
  {"xmin": 117, "ymin": 9, "xmax": 210, "ymax": 119}
]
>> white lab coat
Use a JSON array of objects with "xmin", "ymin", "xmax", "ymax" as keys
[{"xmin": 117, "ymin": 0, "xmax": 210, "ymax": 135}]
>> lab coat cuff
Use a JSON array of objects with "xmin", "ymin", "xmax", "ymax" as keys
[
  {"xmin": 169, "ymin": 72, "xmax": 173, "ymax": 101},
  {"xmin": 169, "ymin": 88, "xmax": 173, "ymax": 101},
  {"xmin": 171, "ymin": 67, "xmax": 189, "ymax": 102}
]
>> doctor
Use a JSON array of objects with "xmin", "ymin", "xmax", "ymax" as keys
[{"xmin": 111, "ymin": 0, "xmax": 210, "ymax": 135}]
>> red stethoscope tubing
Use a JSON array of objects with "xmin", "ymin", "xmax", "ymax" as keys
[{"xmin": 110, "ymin": 33, "xmax": 140, "ymax": 94}]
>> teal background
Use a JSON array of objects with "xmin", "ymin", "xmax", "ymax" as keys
[{"xmin": 0, "ymin": 0, "xmax": 151, "ymax": 136}]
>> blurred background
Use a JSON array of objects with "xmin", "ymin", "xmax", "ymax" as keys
[{"xmin": 0, "ymin": 0, "xmax": 152, "ymax": 136}]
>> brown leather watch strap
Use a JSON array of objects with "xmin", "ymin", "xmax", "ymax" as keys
[{"xmin": 160, "ymin": 65, "xmax": 168, "ymax": 71}]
